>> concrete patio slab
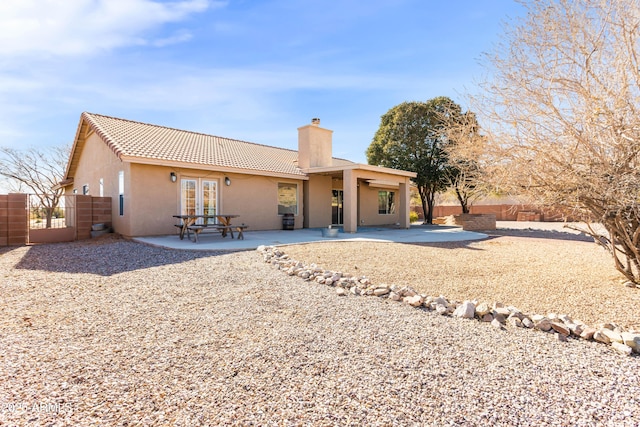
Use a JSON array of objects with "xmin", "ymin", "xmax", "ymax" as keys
[{"xmin": 133, "ymin": 225, "xmax": 488, "ymax": 251}]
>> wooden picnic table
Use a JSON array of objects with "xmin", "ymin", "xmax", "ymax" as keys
[{"xmin": 173, "ymin": 214, "xmax": 240, "ymax": 241}]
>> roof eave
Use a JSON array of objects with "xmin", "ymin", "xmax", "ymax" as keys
[
  {"xmin": 62, "ymin": 115, "xmax": 89, "ymax": 181},
  {"xmin": 120, "ymin": 155, "xmax": 309, "ymax": 181},
  {"xmin": 303, "ymin": 163, "xmax": 417, "ymax": 178}
]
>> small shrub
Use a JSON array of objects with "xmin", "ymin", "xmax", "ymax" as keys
[{"xmin": 410, "ymin": 211, "xmax": 419, "ymax": 223}]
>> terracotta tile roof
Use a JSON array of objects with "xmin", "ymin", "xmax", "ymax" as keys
[{"xmin": 81, "ymin": 112, "xmax": 354, "ymax": 176}]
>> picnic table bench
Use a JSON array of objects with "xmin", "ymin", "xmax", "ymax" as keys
[
  {"xmin": 173, "ymin": 214, "xmax": 247, "ymax": 243},
  {"xmin": 186, "ymin": 223, "xmax": 248, "ymax": 242}
]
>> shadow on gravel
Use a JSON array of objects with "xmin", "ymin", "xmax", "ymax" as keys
[
  {"xmin": 13, "ymin": 236, "xmax": 247, "ymax": 276},
  {"xmin": 396, "ymin": 227, "xmax": 593, "ymax": 250},
  {"xmin": 400, "ymin": 235, "xmax": 501, "ymax": 250},
  {"xmin": 409, "ymin": 224, "xmax": 461, "ymax": 231},
  {"xmin": 489, "ymin": 228, "xmax": 594, "ymax": 242}
]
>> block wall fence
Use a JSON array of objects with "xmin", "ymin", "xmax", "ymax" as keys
[
  {"xmin": 0, "ymin": 194, "xmax": 28, "ymax": 246},
  {"xmin": 0, "ymin": 194, "xmax": 112, "ymax": 246},
  {"xmin": 411, "ymin": 204, "xmax": 566, "ymax": 222}
]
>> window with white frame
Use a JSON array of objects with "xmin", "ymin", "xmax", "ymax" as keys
[
  {"xmin": 278, "ymin": 183, "xmax": 298, "ymax": 215},
  {"xmin": 378, "ymin": 190, "xmax": 396, "ymax": 214}
]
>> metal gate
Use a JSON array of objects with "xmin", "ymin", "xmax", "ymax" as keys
[{"xmin": 28, "ymin": 194, "xmax": 76, "ymax": 244}]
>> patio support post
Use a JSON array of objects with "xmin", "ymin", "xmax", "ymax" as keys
[
  {"xmin": 343, "ymin": 169, "xmax": 358, "ymax": 233},
  {"xmin": 399, "ymin": 178, "xmax": 410, "ymax": 229}
]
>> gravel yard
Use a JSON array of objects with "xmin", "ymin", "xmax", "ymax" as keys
[
  {"xmin": 285, "ymin": 225, "xmax": 640, "ymax": 329},
  {"xmin": 1, "ymin": 232, "xmax": 639, "ymax": 426}
]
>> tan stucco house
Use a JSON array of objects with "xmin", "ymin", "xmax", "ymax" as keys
[{"xmin": 61, "ymin": 113, "xmax": 416, "ymax": 237}]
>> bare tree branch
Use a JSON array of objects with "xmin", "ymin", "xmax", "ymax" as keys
[
  {"xmin": 0, "ymin": 145, "xmax": 70, "ymax": 228},
  {"xmin": 478, "ymin": 0, "xmax": 640, "ymax": 283}
]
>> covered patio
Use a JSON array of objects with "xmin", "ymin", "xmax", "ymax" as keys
[{"xmin": 303, "ymin": 164, "xmax": 415, "ymax": 233}]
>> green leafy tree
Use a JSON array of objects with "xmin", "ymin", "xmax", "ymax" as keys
[{"xmin": 367, "ymin": 97, "xmax": 459, "ymax": 224}]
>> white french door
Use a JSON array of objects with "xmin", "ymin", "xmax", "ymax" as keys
[{"xmin": 181, "ymin": 179, "xmax": 218, "ymax": 223}]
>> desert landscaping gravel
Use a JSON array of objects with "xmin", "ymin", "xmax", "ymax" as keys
[
  {"xmin": 285, "ymin": 226, "xmax": 640, "ymax": 329},
  {"xmin": 1, "ymin": 231, "xmax": 639, "ymax": 426}
]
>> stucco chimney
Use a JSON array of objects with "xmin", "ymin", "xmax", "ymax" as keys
[{"xmin": 298, "ymin": 118, "xmax": 333, "ymax": 169}]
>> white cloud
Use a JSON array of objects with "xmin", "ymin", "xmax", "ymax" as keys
[
  {"xmin": 151, "ymin": 30, "xmax": 193, "ymax": 47},
  {"xmin": 69, "ymin": 65, "xmax": 397, "ymax": 112},
  {"xmin": 0, "ymin": 0, "xmax": 212, "ymax": 56},
  {"xmin": 0, "ymin": 74, "xmax": 47, "ymax": 93}
]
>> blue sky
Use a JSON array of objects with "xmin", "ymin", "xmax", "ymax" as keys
[{"xmin": 0, "ymin": 0, "xmax": 524, "ymax": 164}]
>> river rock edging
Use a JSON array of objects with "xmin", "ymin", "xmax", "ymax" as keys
[{"xmin": 258, "ymin": 245, "xmax": 640, "ymax": 356}]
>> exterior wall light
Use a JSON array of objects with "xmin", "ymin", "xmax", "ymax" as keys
[
  {"xmin": 225, "ymin": 177, "xmax": 231, "ymax": 186},
  {"xmin": 170, "ymin": 172, "xmax": 177, "ymax": 182}
]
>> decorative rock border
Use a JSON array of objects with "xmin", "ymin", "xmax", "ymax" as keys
[{"xmin": 258, "ymin": 245, "xmax": 640, "ymax": 356}]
